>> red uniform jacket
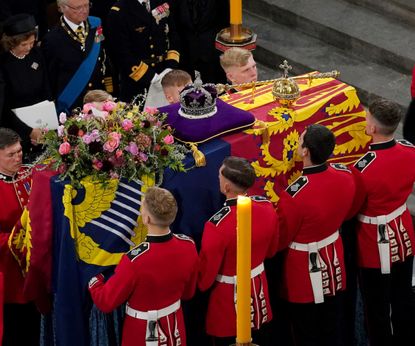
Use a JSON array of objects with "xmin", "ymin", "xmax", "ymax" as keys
[
  {"xmin": 89, "ymin": 233, "xmax": 199, "ymax": 346},
  {"xmin": 0, "ymin": 165, "xmax": 31, "ymax": 303},
  {"xmin": 353, "ymin": 139, "xmax": 415, "ymax": 268},
  {"xmin": 198, "ymin": 196, "xmax": 279, "ymax": 337},
  {"xmin": 277, "ymin": 163, "xmax": 362, "ymax": 303}
]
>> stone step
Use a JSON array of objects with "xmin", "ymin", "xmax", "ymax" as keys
[
  {"xmin": 246, "ymin": 11, "xmax": 412, "ymax": 111},
  {"xmin": 244, "ymin": 0, "xmax": 415, "ymax": 74},
  {"xmin": 343, "ymin": 0, "xmax": 415, "ymax": 27}
]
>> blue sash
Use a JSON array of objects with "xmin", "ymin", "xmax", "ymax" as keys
[{"xmin": 57, "ymin": 16, "xmax": 102, "ymax": 113}]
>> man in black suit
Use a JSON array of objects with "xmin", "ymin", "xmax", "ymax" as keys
[
  {"xmin": 106, "ymin": 0, "xmax": 180, "ymax": 102},
  {"xmin": 172, "ymin": 0, "xmax": 229, "ymax": 84},
  {"xmin": 41, "ymin": 0, "xmax": 112, "ymax": 113}
]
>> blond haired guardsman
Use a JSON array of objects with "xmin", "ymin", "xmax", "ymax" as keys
[
  {"xmin": 107, "ymin": 0, "xmax": 181, "ymax": 102},
  {"xmin": 219, "ymin": 47, "xmax": 257, "ymax": 91},
  {"xmin": 89, "ymin": 187, "xmax": 199, "ymax": 346}
]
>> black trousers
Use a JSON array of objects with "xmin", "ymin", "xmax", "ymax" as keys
[
  {"xmin": 359, "ymin": 258, "xmax": 415, "ymax": 346},
  {"xmin": 3, "ymin": 302, "xmax": 40, "ymax": 346},
  {"xmin": 287, "ymin": 294, "xmax": 345, "ymax": 346}
]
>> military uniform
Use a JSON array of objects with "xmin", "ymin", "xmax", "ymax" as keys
[
  {"xmin": 0, "ymin": 165, "xmax": 40, "ymax": 345},
  {"xmin": 353, "ymin": 139, "xmax": 415, "ymax": 345},
  {"xmin": 198, "ymin": 196, "xmax": 279, "ymax": 338},
  {"xmin": 277, "ymin": 163, "xmax": 362, "ymax": 346},
  {"xmin": 89, "ymin": 232, "xmax": 198, "ymax": 346},
  {"xmin": 107, "ymin": 0, "xmax": 180, "ymax": 102},
  {"xmin": 0, "ymin": 166, "xmax": 32, "ymax": 304},
  {"xmin": 41, "ymin": 16, "xmax": 110, "ymax": 112}
]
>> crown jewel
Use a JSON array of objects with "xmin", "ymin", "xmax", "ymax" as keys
[{"xmin": 178, "ymin": 72, "xmax": 218, "ymax": 119}]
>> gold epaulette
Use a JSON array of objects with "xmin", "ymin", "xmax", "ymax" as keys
[
  {"xmin": 129, "ymin": 62, "xmax": 149, "ymax": 82},
  {"xmin": 104, "ymin": 76, "xmax": 113, "ymax": 93},
  {"xmin": 166, "ymin": 50, "xmax": 180, "ymax": 63}
]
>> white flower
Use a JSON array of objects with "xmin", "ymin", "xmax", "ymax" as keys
[{"xmin": 59, "ymin": 112, "xmax": 67, "ymax": 124}]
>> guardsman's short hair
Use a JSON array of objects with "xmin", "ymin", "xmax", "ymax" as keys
[
  {"xmin": 221, "ymin": 156, "xmax": 255, "ymax": 190},
  {"xmin": 144, "ymin": 187, "xmax": 178, "ymax": 226},
  {"xmin": 220, "ymin": 47, "xmax": 252, "ymax": 71},
  {"xmin": 161, "ymin": 69, "xmax": 192, "ymax": 89},
  {"xmin": 0, "ymin": 128, "xmax": 21, "ymax": 150},
  {"xmin": 302, "ymin": 124, "xmax": 335, "ymax": 165},
  {"xmin": 369, "ymin": 98, "xmax": 401, "ymax": 135}
]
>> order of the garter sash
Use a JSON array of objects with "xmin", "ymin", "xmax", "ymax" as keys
[{"xmin": 56, "ymin": 16, "xmax": 101, "ymax": 113}]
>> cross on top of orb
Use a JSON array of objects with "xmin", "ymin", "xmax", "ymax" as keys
[{"xmin": 279, "ymin": 60, "xmax": 292, "ymax": 78}]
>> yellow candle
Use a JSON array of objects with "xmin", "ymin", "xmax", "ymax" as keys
[
  {"xmin": 236, "ymin": 195, "xmax": 252, "ymax": 344},
  {"xmin": 230, "ymin": 0, "xmax": 243, "ymax": 25}
]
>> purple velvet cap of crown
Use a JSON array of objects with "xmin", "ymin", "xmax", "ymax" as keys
[
  {"xmin": 178, "ymin": 81, "xmax": 218, "ymax": 118},
  {"xmin": 158, "ymin": 98, "xmax": 255, "ymax": 143}
]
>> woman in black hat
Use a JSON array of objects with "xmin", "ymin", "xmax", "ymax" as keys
[{"xmin": 0, "ymin": 13, "xmax": 52, "ymax": 163}]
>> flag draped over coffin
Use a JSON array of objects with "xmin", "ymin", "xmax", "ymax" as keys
[
  {"xmin": 220, "ymin": 76, "xmax": 371, "ymax": 203},
  {"xmin": 164, "ymin": 76, "xmax": 370, "ymax": 246},
  {"xmin": 51, "ymin": 175, "xmax": 152, "ymax": 346}
]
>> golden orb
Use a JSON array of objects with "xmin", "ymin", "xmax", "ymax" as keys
[{"xmin": 272, "ymin": 77, "xmax": 300, "ymax": 107}]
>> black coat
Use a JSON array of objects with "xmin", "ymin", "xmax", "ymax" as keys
[
  {"xmin": 403, "ymin": 99, "xmax": 415, "ymax": 145},
  {"xmin": 172, "ymin": 0, "xmax": 229, "ymax": 83},
  {"xmin": 41, "ymin": 16, "xmax": 110, "ymax": 112},
  {"xmin": 0, "ymin": 46, "xmax": 51, "ymax": 156},
  {"xmin": 107, "ymin": 0, "xmax": 180, "ymax": 102}
]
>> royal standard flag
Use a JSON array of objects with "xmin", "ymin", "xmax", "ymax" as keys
[{"xmin": 221, "ymin": 74, "xmax": 370, "ymax": 203}]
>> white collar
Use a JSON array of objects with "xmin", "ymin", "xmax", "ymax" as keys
[
  {"xmin": 63, "ymin": 16, "xmax": 85, "ymax": 32},
  {"xmin": 137, "ymin": 0, "xmax": 147, "ymax": 4}
]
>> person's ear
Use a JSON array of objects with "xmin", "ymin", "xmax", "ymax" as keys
[
  {"xmin": 226, "ymin": 71, "xmax": 234, "ymax": 84},
  {"xmin": 165, "ymin": 93, "xmax": 174, "ymax": 103},
  {"xmin": 224, "ymin": 181, "xmax": 232, "ymax": 194},
  {"xmin": 142, "ymin": 213, "xmax": 151, "ymax": 226}
]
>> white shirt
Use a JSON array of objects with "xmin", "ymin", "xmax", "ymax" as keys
[{"xmin": 63, "ymin": 15, "xmax": 85, "ymax": 33}]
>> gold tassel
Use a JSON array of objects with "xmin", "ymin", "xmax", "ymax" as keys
[
  {"xmin": 189, "ymin": 143, "xmax": 206, "ymax": 167},
  {"xmin": 256, "ymin": 120, "xmax": 270, "ymax": 145}
]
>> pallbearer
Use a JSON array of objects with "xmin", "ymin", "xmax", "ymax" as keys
[
  {"xmin": 276, "ymin": 124, "xmax": 364, "ymax": 346},
  {"xmin": 353, "ymin": 98, "xmax": 415, "ymax": 345},
  {"xmin": 198, "ymin": 156, "xmax": 279, "ymax": 346},
  {"xmin": 89, "ymin": 187, "xmax": 199, "ymax": 346}
]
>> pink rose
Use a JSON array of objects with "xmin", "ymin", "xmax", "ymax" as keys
[
  {"xmin": 163, "ymin": 134, "xmax": 174, "ymax": 145},
  {"xmin": 58, "ymin": 142, "xmax": 71, "ymax": 155},
  {"xmin": 122, "ymin": 119, "xmax": 134, "ymax": 131},
  {"xmin": 82, "ymin": 103, "xmax": 94, "ymax": 113},
  {"xmin": 103, "ymin": 132, "xmax": 122, "ymax": 152},
  {"xmin": 102, "ymin": 101, "xmax": 116, "ymax": 112},
  {"xmin": 144, "ymin": 106, "xmax": 158, "ymax": 115},
  {"xmin": 92, "ymin": 159, "xmax": 103, "ymax": 170},
  {"xmin": 115, "ymin": 149, "xmax": 123, "ymax": 158}
]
